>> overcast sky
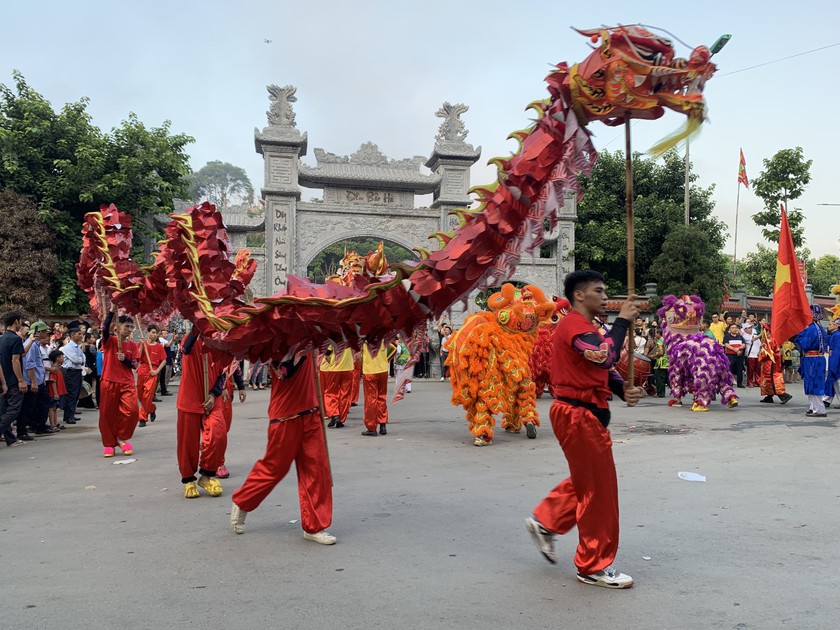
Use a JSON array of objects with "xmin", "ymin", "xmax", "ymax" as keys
[{"xmin": 3, "ymin": 0, "xmax": 839, "ymax": 261}]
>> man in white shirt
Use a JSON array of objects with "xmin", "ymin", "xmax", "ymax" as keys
[
  {"xmin": 742, "ymin": 323, "xmax": 760, "ymax": 387},
  {"xmin": 60, "ymin": 327, "xmax": 86, "ymax": 425}
]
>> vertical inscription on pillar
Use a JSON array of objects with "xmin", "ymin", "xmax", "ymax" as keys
[{"xmin": 268, "ymin": 200, "xmax": 291, "ymax": 289}]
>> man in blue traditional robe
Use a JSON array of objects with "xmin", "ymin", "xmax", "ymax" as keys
[
  {"xmin": 796, "ymin": 305, "xmax": 828, "ymax": 417},
  {"xmin": 821, "ymin": 318, "xmax": 840, "ymax": 409}
]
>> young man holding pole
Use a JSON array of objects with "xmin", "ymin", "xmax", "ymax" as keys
[
  {"xmin": 229, "ymin": 354, "xmax": 335, "ymax": 545},
  {"xmin": 137, "ymin": 324, "xmax": 166, "ymax": 427},
  {"xmin": 525, "ymin": 270, "xmax": 642, "ymax": 589},
  {"xmin": 99, "ymin": 304, "xmax": 139, "ymax": 457},
  {"xmin": 176, "ymin": 328, "xmax": 227, "ymax": 498}
]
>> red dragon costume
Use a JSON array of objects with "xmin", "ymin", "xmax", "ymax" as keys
[{"xmin": 77, "ymin": 23, "xmax": 717, "ymax": 405}]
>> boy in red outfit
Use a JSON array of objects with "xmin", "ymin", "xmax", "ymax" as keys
[
  {"xmin": 361, "ymin": 341, "xmax": 393, "ymax": 436},
  {"xmin": 176, "ymin": 329, "xmax": 229, "ymax": 499},
  {"xmin": 320, "ymin": 345, "xmax": 354, "ymax": 428},
  {"xmin": 137, "ymin": 324, "xmax": 166, "ymax": 427},
  {"xmin": 525, "ymin": 271, "xmax": 642, "ymax": 589},
  {"xmin": 99, "ymin": 303, "xmax": 139, "ymax": 457},
  {"xmin": 229, "ymin": 354, "xmax": 335, "ymax": 545}
]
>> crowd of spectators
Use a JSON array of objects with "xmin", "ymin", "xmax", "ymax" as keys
[{"xmin": 0, "ymin": 310, "xmax": 180, "ymax": 448}]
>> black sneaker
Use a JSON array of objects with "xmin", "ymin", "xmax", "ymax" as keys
[
  {"xmin": 18, "ymin": 434, "xmax": 34, "ymax": 441},
  {"xmin": 361, "ymin": 430, "xmax": 377, "ymax": 436},
  {"xmin": 779, "ymin": 394, "xmax": 792, "ymax": 405},
  {"xmin": 759, "ymin": 396, "xmax": 774, "ymax": 403},
  {"xmin": 139, "ymin": 421, "xmax": 147, "ymax": 428},
  {"xmin": 327, "ymin": 416, "xmax": 337, "ymax": 428},
  {"xmin": 65, "ymin": 418, "xmax": 77, "ymax": 424},
  {"xmin": 334, "ymin": 421, "xmax": 345, "ymax": 429},
  {"xmin": 150, "ymin": 412, "xmax": 156, "ymax": 422},
  {"xmin": 379, "ymin": 424, "xmax": 387, "ymax": 435}
]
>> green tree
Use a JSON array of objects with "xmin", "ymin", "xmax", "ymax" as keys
[
  {"xmin": 649, "ymin": 224, "xmax": 729, "ymax": 310},
  {"xmin": 0, "ymin": 190, "xmax": 59, "ymax": 315},
  {"xmin": 734, "ymin": 244, "xmax": 820, "ymax": 296},
  {"xmin": 735, "ymin": 244, "xmax": 776, "ymax": 296},
  {"xmin": 574, "ymin": 149, "xmax": 726, "ymax": 294},
  {"xmin": 188, "ymin": 160, "xmax": 254, "ymax": 208},
  {"xmin": 0, "ymin": 71, "xmax": 194, "ymax": 312},
  {"xmin": 808, "ymin": 254, "xmax": 840, "ymax": 295},
  {"xmin": 750, "ymin": 147, "xmax": 812, "ymax": 247},
  {"xmin": 307, "ymin": 237, "xmax": 417, "ymax": 284}
]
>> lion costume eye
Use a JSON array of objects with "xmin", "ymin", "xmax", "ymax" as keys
[{"xmin": 498, "ymin": 310, "xmax": 510, "ymax": 325}]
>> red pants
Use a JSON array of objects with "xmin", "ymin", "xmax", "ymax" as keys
[
  {"xmin": 99, "ymin": 380, "xmax": 139, "ymax": 447},
  {"xmin": 532, "ymin": 402, "xmax": 619, "ymax": 574},
  {"xmin": 363, "ymin": 372, "xmax": 388, "ymax": 431},
  {"xmin": 177, "ymin": 405, "xmax": 227, "ymax": 482},
  {"xmin": 321, "ymin": 370, "xmax": 352, "ymax": 422},
  {"xmin": 746, "ymin": 357, "xmax": 759, "ymax": 387},
  {"xmin": 232, "ymin": 412, "xmax": 332, "ymax": 534},
  {"xmin": 350, "ymin": 362, "xmax": 362, "ymax": 405},
  {"xmin": 136, "ymin": 371, "xmax": 157, "ymax": 421}
]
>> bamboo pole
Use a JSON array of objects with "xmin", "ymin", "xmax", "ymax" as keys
[
  {"xmin": 311, "ymin": 349, "xmax": 333, "ymax": 487},
  {"xmin": 733, "ymin": 184, "xmax": 741, "ymax": 279},
  {"xmin": 624, "ymin": 116, "xmax": 635, "ymax": 387}
]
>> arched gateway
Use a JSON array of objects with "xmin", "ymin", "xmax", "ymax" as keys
[{"xmin": 245, "ymin": 85, "xmax": 576, "ymax": 314}]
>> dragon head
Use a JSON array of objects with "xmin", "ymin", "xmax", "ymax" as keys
[
  {"xmin": 327, "ymin": 242, "xmax": 391, "ymax": 288},
  {"xmin": 487, "ymin": 283, "xmax": 556, "ymax": 334},
  {"xmin": 657, "ymin": 294, "xmax": 705, "ymax": 336},
  {"xmin": 562, "ymin": 24, "xmax": 717, "ymax": 155}
]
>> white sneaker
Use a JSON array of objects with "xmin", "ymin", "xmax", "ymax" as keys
[
  {"xmin": 230, "ymin": 502, "xmax": 247, "ymax": 534},
  {"xmin": 303, "ymin": 530, "xmax": 336, "ymax": 545},
  {"xmin": 525, "ymin": 516, "xmax": 556, "ymax": 564},
  {"xmin": 576, "ymin": 566, "xmax": 634, "ymax": 589},
  {"xmin": 440, "ymin": 377, "xmax": 445, "ymax": 382}
]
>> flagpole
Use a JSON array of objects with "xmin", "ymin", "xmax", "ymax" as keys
[{"xmin": 733, "ymin": 183, "xmax": 741, "ymax": 279}]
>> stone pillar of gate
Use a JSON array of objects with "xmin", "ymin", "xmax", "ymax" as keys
[
  {"xmin": 254, "ymin": 85, "xmax": 307, "ymax": 295},
  {"xmin": 426, "ymin": 103, "xmax": 482, "ymax": 324}
]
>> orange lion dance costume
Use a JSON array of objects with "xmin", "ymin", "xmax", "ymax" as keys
[{"xmin": 446, "ymin": 284, "xmax": 555, "ymax": 446}]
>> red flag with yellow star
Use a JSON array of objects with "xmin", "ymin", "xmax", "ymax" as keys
[{"xmin": 771, "ymin": 206, "xmax": 811, "ymax": 343}]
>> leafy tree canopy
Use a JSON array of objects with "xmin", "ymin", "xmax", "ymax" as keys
[
  {"xmin": 574, "ymin": 149, "xmax": 726, "ymax": 295},
  {"xmin": 0, "ymin": 71, "xmax": 194, "ymax": 312},
  {"xmin": 649, "ymin": 224, "xmax": 729, "ymax": 311},
  {"xmin": 307, "ymin": 237, "xmax": 417, "ymax": 284},
  {"xmin": 188, "ymin": 160, "xmax": 254, "ymax": 208},
  {"xmin": 750, "ymin": 147, "xmax": 812, "ymax": 247},
  {"xmin": 808, "ymin": 254, "xmax": 840, "ymax": 295},
  {"xmin": 0, "ymin": 190, "xmax": 60, "ymax": 316}
]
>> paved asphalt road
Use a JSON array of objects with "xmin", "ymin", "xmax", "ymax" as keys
[{"xmin": 2, "ymin": 377, "xmax": 838, "ymax": 629}]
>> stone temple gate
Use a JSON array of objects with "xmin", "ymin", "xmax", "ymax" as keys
[{"xmin": 232, "ymin": 85, "xmax": 577, "ymax": 313}]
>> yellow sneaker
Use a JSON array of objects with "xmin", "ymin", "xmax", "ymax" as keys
[
  {"xmin": 197, "ymin": 476, "xmax": 223, "ymax": 497},
  {"xmin": 690, "ymin": 403, "xmax": 709, "ymax": 412},
  {"xmin": 184, "ymin": 481, "xmax": 200, "ymax": 499}
]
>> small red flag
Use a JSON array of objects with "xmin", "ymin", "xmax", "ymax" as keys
[
  {"xmin": 738, "ymin": 148, "xmax": 749, "ymax": 188},
  {"xmin": 770, "ymin": 206, "xmax": 811, "ymax": 343}
]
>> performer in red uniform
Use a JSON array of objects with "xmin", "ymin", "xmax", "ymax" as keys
[
  {"xmin": 320, "ymin": 346, "xmax": 354, "ymax": 428},
  {"xmin": 525, "ymin": 270, "xmax": 642, "ymax": 589},
  {"xmin": 218, "ymin": 359, "xmax": 246, "ymax": 479},
  {"xmin": 136, "ymin": 324, "xmax": 166, "ymax": 427},
  {"xmin": 230, "ymin": 354, "xmax": 335, "ymax": 545},
  {"xmin": 361, "ymin": 341, "xmax": 393, "ymax": 436},
  {"xmin": 176, "ymin": 329, "xmax": 228, "ymax": 499},
  {"xmin": 99, "ymin": 303, "xmax": 140, "ymax": 457}
]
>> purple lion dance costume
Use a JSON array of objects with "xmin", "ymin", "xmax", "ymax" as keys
[{"xmin": 657, "ymin": 295, "xmax": 738, "ymax": 412}]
